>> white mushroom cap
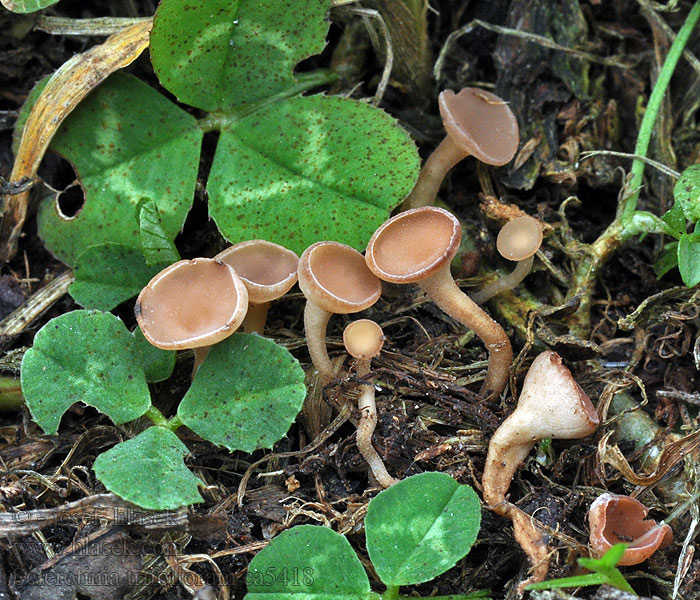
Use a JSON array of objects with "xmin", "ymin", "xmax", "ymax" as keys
[
  {"xmin": 135, "ymin": 258, "xmax": 248, "ymax": 350},
  {"xmin": 496, "ymin": 215, "xmax": 543, "ymax": 261},
  {"xmin": 215, "ymin": 240, "xmax": 299, "ymax": 304},
  {"xmin": 343, "ymin": 319, "xmax": 384, "ymax": 360},
  {"xmin": 507, "ymin": 351, "xmax": 599, "ymax": 441}
]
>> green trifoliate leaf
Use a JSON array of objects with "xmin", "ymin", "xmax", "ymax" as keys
[
  {"xmin": 93, "ymin": 426, "xmax": 203, "ymax": 510},
  {"xmin": 678, "ymin": 232, "xmax": 700, "ymax": 287},
  {"xmin": 20, "ymin": 310, "xmax": 151, "ymax": 435},
  {"xmin": 37, "ymin": 72, "xmax": 202, "ymax": 265},
  {"xmin": 365, "ymin": 472, "xmax": 481, "ymax": 587},
  {"xmin": 208, "ymin": 94, "xmax": 419, "ymax": 255},
  {"xmin": 139, "ymin": 200, "xmax": 181, "ymax": 266},
  {"xmin": 244, "ymin": 525, "xmax": 370, "ymax": 600},
  {"xmin": 177, "ymin": 333, "xmax": 306, "ymax": 452},
  {"xmin": 132, "ymin": 326, "xmax": 176, "ymax": 383},
  {"xmin": 2, "ymin": 0, "xmax": 59, "ymax": 13},
  {"xmin": 150, "ymin": 0, "xmax": 331, "ymax": 111},
  {"xmin": 674, "ymin": 164, "xmax": 700, "ymax": 222},
  {"xmin": 69, "ymin": 243, "xmax": 168, "ymax": 311}
]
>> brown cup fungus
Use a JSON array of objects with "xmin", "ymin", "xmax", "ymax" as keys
[
  {"xmin": 343, "ymin": 319, "xmax": 397, "ymax": 488},
  {"xmin": 472, "ymin": 215, "xmax": 543, "ymax": 304},
  {"xmin": 365, "ymin": 206, "xmax": 512, "ymax": 397},
  {"xmin": 482, "ymin": 350, "xmax": 599, "ymax": 588},
  {"xmin": 401, "ymin": 87, "xmax": 519, "ymax": 211},
  {"xmin": 298, "ymin": 241, "xmax": 382, "ymax": 383},
  {"xmin": 215, "ymin": 240, "xmax": 299, "ymax": 334},
  {"xmin": 589, "ymin": 493, "xmax": 672, "ymax": 565},
  {"xmin": 135, "ymin": 258, "xmax": 249, "ymax": 376}
]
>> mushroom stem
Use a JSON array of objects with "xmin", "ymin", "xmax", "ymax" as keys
[
  {"xmin": 418, "ymin": 266, "xmax": 512, "ymax": 396},
  {"xmin": 303, "ymin": 302, "xmax": 334, "ymax": 383},
  {"xmin": 482, "ymin": 419, "xmax": 535, "ymax": 512},
  {"xmin": 400, "ymin": 136, "xmax": 469, "ymax": 211},
  {"xmin": 242, "ymin": 302, "xmax": 270, "ymax": 334},
  {"xmin": 191, "ymin": 346, "xmax": 210, "ymax": 380},
  {"xmin": 355, "ymin": 359, "xmax": 398, "ymax": 488},
  {"xmin": 471, "ymin": 256, "xmax": 534, "ymax": 304}
]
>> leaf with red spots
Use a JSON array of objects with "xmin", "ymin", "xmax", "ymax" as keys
[{"xmin": 150, "ymin": 0, "xmax": 331, "ymax": 111}]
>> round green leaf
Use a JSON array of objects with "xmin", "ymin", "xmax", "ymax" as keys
[
  {"xmin": 208, "ymin": 95, "xmax": 419, "ymax": 255},
  {"xmin": 245, "ymin": 525, "xmax": 370, "ymax": 600},
  {"xmin": 20, "ymin": 310, "xmax": 151, "ymax": 435},
  {"xmin": 132, "ymin": 326, "xmax": 176, "ymax": 383},
  {"xmin": 93, "ymin": 426, "xmax": 203, "ymax": 510},
  {"xmin": 69, "ymin": 243, "xmax": 168, "ymax": 311},
  {"xmin": 678, "ymin": 232, "xmax": 700, "ymax": 287},
  {"xmin": 37, "ymin": 72, "xmax": 202, "ymax": 265},
  {"xmin": 365, "ymin": 472, "xmax": 481, "ymax": 587},
  {"xmin": 150, "ymin": 0, "xmax": 331, "ymax": 111},
  {"xmin": 177, "ymin": 333, "xmax": 305, "ymax": 453},
  {"xmin": 674, "ymin": 164, "xmax": 700, "ymax": 222}
]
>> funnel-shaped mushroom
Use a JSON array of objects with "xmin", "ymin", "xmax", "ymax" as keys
[
  {"xmin": 298, "ymin": 242, "xmax": 382, "ymax": 383},
  {"xmin": 482, "ymin": 350, "xmax": 599, "ymax": 588},
  {"xmin": 215, "ymin": 240, "xmax": 299, "ymax": 334},
  {"xmin": 472, "ymin": 215, "xmax": 543, "ymax": 304},
  {"xmin": 589, "ymin": 493, "xmax": 673, "ymax": 566},
  {"xmin": 483, "ymin": 351, "xmax": 599, "ymax": 510},
  {"xmin": 343, "ymin": 319, "xmax": 397, "ymax": 488},
  {"xmin": 401, "ymin": 88, "xmax": 519, "ymax": 211},
  {"xmin": 135, "ymin": 258, "xmax": 249, "ymax": 375},
  {"xmin": 365, "ymin": 206, "xmax": 512, "ymax": 396}
]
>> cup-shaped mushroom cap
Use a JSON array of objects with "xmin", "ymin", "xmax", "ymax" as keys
[
  {"xmin": 439, "ymin": 88, "xmax": 519, "ymax": 166},
  {"xmin": 298, "ymin": 241, "xmax": 381, "ymax": 314},
  {"xmin": 509, "ymin": 351, "xmax": 599, "ymax": 441},
  {"xmin": 497, "ymin": 215, "xmax": 543, "ymax": 261},
  {"xmin": 589, "ymin": 493, "xmax": 673, "ymax": 566},
  {"xmin": 366, "ymin": 207, "xmax": 461, "ymax": 284},
  {"xmin": 343, "ymin": 319, "xmax": 384, "ymax": 360},
  {"xmin": 135, "ymin": 258, "xmax": 248, "ymax": 350},
  {"xmin": 215, "ymin": 240, "xmax": 299, "ymax": 304}
]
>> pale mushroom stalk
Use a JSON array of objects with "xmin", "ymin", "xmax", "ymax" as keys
[
  {"xmin": 298, "ymin": 242, "xmax": 382, "ymax": 384},
  {"xmin": 241, "ymin": 303, "xmax": 272, "ymax": 334},
  {"xmin": 472, "ymin": 215, "xmax": 543, "ymax": 304},
  {"xmin": 419, "ymin": 266, "xmax": 512, "ymax": 395},
  {"xmin": 365, "ymin": 206, "xmax": 512, "ymax": 397},
  {"xmin": 471, "ymin": 256, "xmax": 533, "ymax": 305},
  {"xmin": 401, "ymin": 88, "xmax": 519, "ymax": 212},
  {"xmin": 343, "ymin": 319, "xmax": 397, "ymax": 488},
  {"xmin": 303, "ymin": 302, "xmax": 335, "ymax": 382}
]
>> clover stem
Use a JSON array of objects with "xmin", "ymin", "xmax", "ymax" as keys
[
  {"xmin": 355, "ymin": 359, "xmax": 397, "ymax": 488},
  {"xmin": 401, "ymin": 136, "xmax": 469, "ymax": 211},
  {"xmin": 242, "ymin": 303, "xmax": 270, "ymax": 334},
  {"xmin": 471, "ymin": 256, "xmax": 534, "ymax": 304},
  {"xmin": 419, "ymin": 266, "xmax": 512, "ymax": 396},
  {"xmin": 0, "ymin": 376, "xmax": 24, "ymax": 411},
  {"xmin": 382, "ymin": 586, "xmax": 400, "ymax": 600},
  {"xmin": 565, "ymin": 0, "xmax": 700, "ymax": 335},
  {"xmin": 143, "ymin": 406, "xmax": 169, "ymax": 428}
]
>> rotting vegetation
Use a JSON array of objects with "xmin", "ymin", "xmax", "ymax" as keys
[{"xmin": 1, "ymin": 1, "xmax": 700, "ymax": 600}]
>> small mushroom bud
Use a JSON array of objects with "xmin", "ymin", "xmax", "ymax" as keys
[
  {"xmin": 135, "ymin": 258, "xmax": 249, "ymax": 376},
  {"xmin": 482, "ymin": 350, "xmax": 599, "ymax": 588},
  {"xmin": 401, "ymin": 88, "xmax": 519, "ymax": 212},
  {"xmin": 365, "ymin": 206, "xmax": 512, "ymax": 396},
  {"xmin": 215, "ymin": 240, "xmax": 299, "ymax": 334},
  {"xmin": 588, "ymin": 493, "xmax": 673, "ymax": 565},
  {"xmin": 343, "ymin": 319, "xmax": 397, "ymax": 488},
  {"xmin": 471, "ymin": 215, "xmax": 543, "ymax": 304},
  {"xmin": 298, "ymin": 242, "xmax": 382, "ymax": 383}
]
